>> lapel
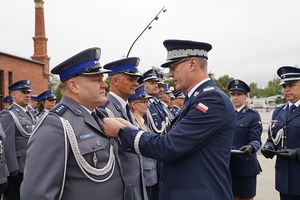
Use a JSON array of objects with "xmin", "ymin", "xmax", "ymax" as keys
[
  {"xmin": 107, "ymin": 93, "xmax": 138, "ymax": 125},
  {"xmin": 12, "ymin": 103, "xmax": 34, "ymax": 123},
  {"xmin": 107, "ymin": 93, "xmax": 127, "ymax": 119},
  {"xmin": 278, "ymin": 104, "xmax": 289, "ymax": 123},
  {"xmin": 287, "ymin": 105, "xmax": 300, "ymax": 122},
  {"xmin": 60, "ymin": 97, "xmax": 102, "ymax": 133}
]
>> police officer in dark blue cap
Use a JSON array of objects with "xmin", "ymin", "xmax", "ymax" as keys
[
  {"xmin": 97, "ymin": 57, "xmax": 148, "ymax": 200},
  {"xmin": 21, "ymin": 47, "xmax": 125, "ymax": 200},
  {"xmin": 227, "ymin": 79, "xmax": 262, "ymax": 200},
  {"xmin": 101, "ymin": 39, "xmax": 236, "ymax": 200},
  {"xmin": 261, "ymin": 66, "xmax": 300, "ymax": 200},
  {"xmin": 140, "ymin": 69, "xmax": 172, "ymax": 135},
  {"xmin": 128, "ymin": 85, "xmax": 157, "ymax": 200},
  {"xmin": 3, "ymin": 95, "xmax": 13, "ymax": 108},
  {"xmin": 0, "ymin": 79, "xmax": 35, "ymax": 200},
  {"xmin": 36, "ymin": 90, "xmax": 57, "ymax": 120},
  {"xmin": 170, "ymin": 90, "xmax": 185, "ymax": 117},
  {"xmin": 27, "ymin": 95, "xmax": 40, "ymax": 117}
]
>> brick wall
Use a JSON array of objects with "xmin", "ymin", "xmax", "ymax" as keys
[{"xmin": 0, "ymin": 53, "xmax": 49, "ymax": 99}]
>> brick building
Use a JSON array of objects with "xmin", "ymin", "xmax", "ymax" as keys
[{"xmin": 0, "ymin": 0, "xmax": 49, "ymax": 109}]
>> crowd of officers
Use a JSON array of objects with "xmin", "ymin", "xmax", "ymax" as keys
[{"xmin": 0, "ymin": 39, "xmax": 299, "ymax": 200}]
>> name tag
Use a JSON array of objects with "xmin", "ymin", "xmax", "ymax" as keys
[{"xmin": 80, "ymin": 133, "xmax": 95, "ymax": 140}]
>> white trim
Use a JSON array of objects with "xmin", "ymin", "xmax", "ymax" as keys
[{"xmin": 134, "ymin": 131, "xmax": 145, "ymax": 155}]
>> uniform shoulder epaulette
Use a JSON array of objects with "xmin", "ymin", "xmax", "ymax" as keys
[
  {"xmin": 203, "ymin": 86, "xmax": 215, "ymax": 92},
  {"xmin": 50, "ymin": 104, "xmax": 67, "ymax": 116},
  {"xmin": 246, "ymin": 107, "xmax": 256, "ymax": 112}
]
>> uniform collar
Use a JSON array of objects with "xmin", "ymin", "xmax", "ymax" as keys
[
  {"xmin": 235, "ymin": 105, "xmax": 245, "ymax": 113},
  {"xmin": 109, "ymin": 91, "xmax": 128, "ymax": 111},
  {"xmin": 13, "ymin": 102, "xmax": 27, "ymax": 112},
  {"xmin": 187, "ymin": 78, "xmax": 210, "ymax": 98},
  {"xmin": 288, "ymin": 99, "xmax": 300, "ymax": 108}
]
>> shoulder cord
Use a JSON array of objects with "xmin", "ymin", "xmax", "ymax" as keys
[
  {"xmin": 8, "ymin": 110, "xmax": 32, "ymax": 137},
  {"xmin": 268, "ymin": 109, "xmax": 282, "ymax": 146},
  {"xmin": 59, "ymin": 117, "xmax": 115, "ymax": 183},
  {"xmin": 146, "ymin": 110, "xmax": 169, "ymax": 134}
]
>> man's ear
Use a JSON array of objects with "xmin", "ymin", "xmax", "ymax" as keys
[{"xmin": 67, "ymin": 78, "xmax": 80, "ymax": 94}]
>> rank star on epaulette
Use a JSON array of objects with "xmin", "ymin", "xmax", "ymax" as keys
[{"xmin": 197, "ymin": 102, "xmax": 208, "ymax": 113}]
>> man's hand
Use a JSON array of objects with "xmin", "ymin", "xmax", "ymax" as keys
[
  {"xmin": 102, "ymin": 118, "xmax": 126, "ymax": 137},
  {"xmin": 277, "ymin": 149, "xmax": 297, "ymax": 160},
  {"xmin": 260, "ymin": 145, "xmax": 275, "ymax": 159},
  {"xmin": 115, "ymin": 118, "xmax": 137, "ymax": 129},
  {"xmin": 239, "ymin": 145, "xmax": 253, "ymax": 155}
]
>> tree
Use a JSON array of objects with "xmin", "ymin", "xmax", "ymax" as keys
[{"xmin": 216, "ymin": 75, "xmax": 234, "ymax": 94}]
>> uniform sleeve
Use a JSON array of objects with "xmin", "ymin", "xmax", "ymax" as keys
[
  {"xmin": 248, "ymin": 112, "xmax": 263, "ymax": 152},
  {"xmin": 0, "ymin": 111, "xmax": 18, "ymax": 173},
  {"xmin": 120, "ymin": 91, "xmax": 235, "ymax": 161},
  {"xmin": 21, "ymin": 114, "xmax": 68, "ymax": 200}
]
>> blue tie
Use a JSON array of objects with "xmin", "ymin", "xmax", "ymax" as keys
[
  {"xmin": 125, "ymin": 104, "xmax": 133, "ymax": 123},
  {"xmin": 288, "ymin": 104, "xmax": 297, "ymax": 117}
]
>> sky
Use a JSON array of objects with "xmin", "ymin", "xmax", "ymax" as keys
[{"xmin": 1, "ymin": 0, "xmax": 300, "ymax": 87}]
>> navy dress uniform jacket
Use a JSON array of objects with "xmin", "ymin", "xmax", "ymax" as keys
[
  {"xmin": 0, "ymin": 103, "xmax": 35, "ymax": 173},
  {"xmin": 230, "ymin": 107, "xmax": 262, "ymax": 176},
  {"xmin": 118, "ymin": 80, "xmax": 236, "ymax": 200},
  {"xmin": 21, "ymin": 96, "xmax": 124, "ymax": 200},
  {"xmin": 264, "ymin": 104, "xmax": 300, "ymax": 196},
  {"xmin": 98, "ymin": 93, "xmax": 147, "ymax": 200}
]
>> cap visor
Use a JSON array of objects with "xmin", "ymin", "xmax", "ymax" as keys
[{"xmin": 123, "ymin": 72, "xmax": 143, "ymax": 77}]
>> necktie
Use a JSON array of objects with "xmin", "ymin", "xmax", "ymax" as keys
[
  {"xmin": 288, "ymin": 104, "xmax": 297, "ymax": 117},
  {"xmin": 125, "ymin": 104, "xmax": 133, "ymax": 123},
  {"xmin": 91, "ymin": 111, "xmax": 102, "ymax": 127}
]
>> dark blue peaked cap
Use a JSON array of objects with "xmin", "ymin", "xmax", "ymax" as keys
[
  {"xmin": 227, "ymin": 79, "xmax": 250, "ymax": 94},
  {"xmin": 104, "ymin": 57, "xmax": 142, "ymax": 77},
  {"xmin": 3, "ymin": 95, "xmax": 13, "ymax": 103},
  {"xmin": 138, "ymin": 69, "xmax": 158, "ymax": 83},
  {"xmin": 277, "ymin": 66, "xmax": 300, "ymax": 85},
  {"xmin": 51, "ymin": 47, "xmax": 110, "ymax": 82},
  {"xmin": 161, "ymin": 39, "xmax": 212, "ymax": 68},
  {"xmin": 31, "ymin": 95, "xmax": 40, "ymax": 102},
  {"xmin": 37, "ymin": 90, "xmax": 57, "ymax": 101},
  {"xmin": 9, "ymin": 80, "xmax": 31, "ymax": 92},
  {"xmin": 128, "ymin": 84, "xmax": 149, "ymax": 102}
]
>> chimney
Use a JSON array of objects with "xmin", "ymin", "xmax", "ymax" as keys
[{"xmin": 32, "ymin": 0, "xmax": 50, "ymax": 77}]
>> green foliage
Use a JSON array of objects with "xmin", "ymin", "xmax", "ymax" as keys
[
  {"xmin": 248, "ymin": 78, "xmax": 281, "ymax": 98},
  {"xmin": 215, "ymin": 75, "xmax": 234, "ymax": 94}
]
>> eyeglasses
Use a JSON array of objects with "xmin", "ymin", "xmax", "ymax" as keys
[
  {"xmin": 169, "ymin": 58, "xmax": 191, "ymax": 72},
  {"xmin": 136, "ymin": 99, "xmax": 148, "ymax": 104}
]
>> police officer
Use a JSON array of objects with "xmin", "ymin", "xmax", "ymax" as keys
[
  {"xmin": 0, "ymin": 123, "xmax": 9, "ymax": 199},
  {"xmin": 98, "ymin": 57, "xmax": 147, "ymax": 200},
  {"xmin": 128, "ymin": 84, "xmax": 157, "ymax": 200},
  {"xmin": 261, "ymin": 66, "xmax": 300, "ymax": 200},
  {"xmin": 140, "ymin": 69, "xmax": 171, "ymax": 135},
  {"xmin": 21, "ymin": 48, "xmax": 124, "ymax": 200},
  {"xmin": 36, "ymin": 89, "xmax": 57, "ymax": 120},
  {"xmin": 27, "ymin": 95, "xmax": 40, "ymax": 116},
  {"xmin": 170, "ymin": 91, "xmax": 185, "ymax": 117},
  {"xmin": 3, "ymin": 95, "xmax": 13, "ymax": 109},
  {"xmin": 0, "ymin": 80, "xmax": 35, "ymax": 200},
  {"xmin": 102, "ymin": 39, "xmax": 236, "ymax": 200},
  {"xmin": 227, "ymin": 79, "xmax": 262, "ymax": 200}
]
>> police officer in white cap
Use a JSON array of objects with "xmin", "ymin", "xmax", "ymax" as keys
[{"xmin": 261, "ymin": 66, "xmax": 300, "ymax": 200}]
